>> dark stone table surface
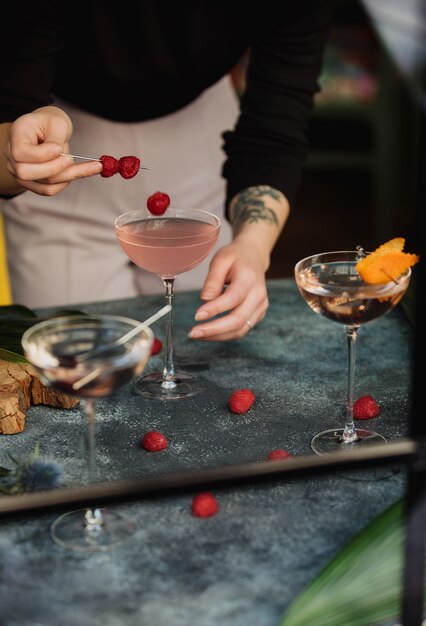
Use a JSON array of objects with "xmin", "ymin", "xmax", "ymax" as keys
[{"xmin": 0, "ymin": 279, "xmax": 414, "ymax": 626}]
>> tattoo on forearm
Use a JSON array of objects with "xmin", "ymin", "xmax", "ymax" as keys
[{"xmin": 232, "ymin": 186, "xmax": 281, "ymax": 229}]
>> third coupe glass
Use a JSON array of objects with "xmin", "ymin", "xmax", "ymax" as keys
[{"xmin": 295, "ymin": 249, "xmax": 412, "ymax": 455}]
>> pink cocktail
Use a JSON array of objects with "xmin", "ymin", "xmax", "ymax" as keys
[
  {"xmin": 115, "ymin": 207, "xmax": 220, "ymax": 399},
  {"xmin": 117, "ymin": 217, "xmax": 219, "ymax": 277}
]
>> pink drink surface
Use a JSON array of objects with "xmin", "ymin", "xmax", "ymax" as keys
[
  {"xmin": 116, "ymin": 217, "xmax": 219, "ymax": 277},
  {"xmin": 297, "ymin": 262, "xmax": 409, "ymax": 325}
]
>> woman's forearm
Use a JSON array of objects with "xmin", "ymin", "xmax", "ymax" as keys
[{"xmin": 228, "ymin": 185, "xmax": 290, "ymax": 271}]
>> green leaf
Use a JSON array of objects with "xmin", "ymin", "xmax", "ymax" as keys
[
  {"xmin": 0, "ymin": 305, "xmax": 87, "ymax": 355},
  {"xmin": 0, "ymin": 304, "xmax": 38, "ymax": 354},
  {"xmin": 0, "ymin": 348, "xmax": 29, "ymax": 363},
  {"xmin": 29, "ymin": 441, "xmax": 41, "ymax": 461},
  {"xmin": 7, "ymin": 452, "xmax": 19, "ymax": 465},
  {"xmin": 0, "ymin": 304, "xmax": 37, "ymax": 320},
  {"xmin": 279, "ymin": 499, "xmax": 413, "ymax": 626}
]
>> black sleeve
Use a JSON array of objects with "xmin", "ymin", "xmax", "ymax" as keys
[
  {"xmin": 0, "ymin": 1, "xmax": 65, "ymax": 122},
  {"xmin": 222, "ymin": 0, "xmax": 334, "ymax": 210}
]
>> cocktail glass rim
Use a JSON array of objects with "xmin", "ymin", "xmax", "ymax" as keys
[
  {"xmin": 295, "ymin": 250, "xmax": 412, "ymax": 295},
  {"xmin": 22, "ymin": 313, "xmax": 154, "ymax": 370},
  {"xmin": 115, "ymin": 207, "xmax": 221, "ymax": 241}
]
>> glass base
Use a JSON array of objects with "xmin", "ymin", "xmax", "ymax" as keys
[
  {"xmin": 133, "ymin": 370, "xmax": 202, "ymax": 399},
  {"xmin": 51, "ymin": 508, "xmax": 135, "ymax": 552},
  {"xmin": 311, "ymin": 427, "xmax": 387, "ymax": 456},
  {"xmin": 311, "ymin": 428, "xmax": 400, "ymax": 481}
]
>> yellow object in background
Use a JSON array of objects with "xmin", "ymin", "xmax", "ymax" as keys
[{"xmin": 0, "ymin": 212, "xmax": 12, "ymax": 305}]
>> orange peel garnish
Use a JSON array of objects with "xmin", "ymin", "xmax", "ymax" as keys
[
  {"xmin": 356, "ymin": 238, "xmax": 419, "ymax": 284},
  {"xmin": 373, "ymin": 237, "xmax": 405, "ymax": 255}
]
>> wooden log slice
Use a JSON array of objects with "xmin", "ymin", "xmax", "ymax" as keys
[{"xmin": 0, "ymin": 359, "xmax": 79, "ymax": 435}]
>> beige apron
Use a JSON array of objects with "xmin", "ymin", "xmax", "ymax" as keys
[{"xmin": 3, "ymin": 76, "xmax": 238, "ymax": 308}]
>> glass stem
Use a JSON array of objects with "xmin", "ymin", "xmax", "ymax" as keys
[
  {"xmin": 83, "ymin": 397, "xmax": 97, "ymax": 482},
  {"xmin": 343, "ymin": 325, "xmax": 359, "ymax": 443},
  {"xmin": 162, "ymin": 278, "xmax": 177, "ymax": 389},
  {"xmin": 82, "ymin": 397, "xmax": 104, "ymax": 529}
]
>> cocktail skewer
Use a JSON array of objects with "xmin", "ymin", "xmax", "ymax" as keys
[
  {"xmin": 72, "ymin": 304, "xmax": 171, "ymax": 390},
  {"xmin": 380, "ymin": 269, "xmax": 400, "ymax": 285},
  {"xmin": 61, "ymin": 152, "xmax": 150, "ymax": 170}
]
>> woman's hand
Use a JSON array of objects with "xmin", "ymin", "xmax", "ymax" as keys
[
  {"xmin": 189, "ymin": 185, "xmax": 290, "ymax": 341},
  {"xmin": 1, "ymin": 106, "xmax": 102, "ymax": 196},
  {"xmin": 189, "ymin": 239, "xmax": 270, "ymax": 341}
]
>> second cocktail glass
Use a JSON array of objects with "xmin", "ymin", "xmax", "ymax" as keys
[
  {"xmin": 295, "ymin": 250, "xmax": 412, "ymax": 455},
  {"xmin": 115, "ymin": 207, "xmax": 220, "ymax": 399}
]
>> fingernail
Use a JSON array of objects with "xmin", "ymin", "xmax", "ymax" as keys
[
  {"xmin": 195, "ymin": 311, "xmax": 208, "ymax": 321},
  {"xmin": 188, "ymin": 328, "xmax": 204, "ymax": 339},
  {"xmin": 201, "ymin": 290, "xmax": 214, "ymax": 301}
]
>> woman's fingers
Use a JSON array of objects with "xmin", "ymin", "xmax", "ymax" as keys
[
  {"xmin": 11, "ymin": 159, "xmax": 102, "ymax": 195},
  {"xmin": 189, "ymin": 242, "xmax": 270, "ymax": 341},
  {"xmin": 195, "ymin": 280, "xmax": 247, "ymax": 322},
  {"xmin": 189, "ymin": 300, "xmax": 267, "ymax": 341},
  {"xmin": 9, "ymin": 153, "xmax": 75, "ymax": 181},
  {"xmin": 6, "ymin": 139, "xmax": 63, "ymax": 165},
  {"xmin": 2, "ymin": 105, "xmax": 101, "ymax": 195},
  {"xmin": 189, "ymin": 281, "xmax": 268, "ymax": 339},
  {"xmin": 199, "ymin": 251, "xmax": 233, "ymax": 302},
  {"xmin": 13, "ymin": 178, "xmax": 72, "ymax": 196},
  {"xmin": 39, "ymin": 160, "xmax": 103, "ymax": 183}
]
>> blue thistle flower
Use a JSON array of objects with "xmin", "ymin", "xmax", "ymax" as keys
[
  {"xmin": 0, "ymin": 444, "xmax": 64, "ymax": 494},
  {"xmin": 16, "ymin": 458, "xmax": 63, "ymax": 492}
]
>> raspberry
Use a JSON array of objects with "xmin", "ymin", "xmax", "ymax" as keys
[
  {"xmin": 100, "ymin": 154, "xmax": 119, "ymax": 177},
  {"xmin": 228, "ymin": 388, "xmax": 255, "ymax": 414},
  {"xmin": 147, "ymin": 191, "xmax": 171, "ymax": 215},
  {"xmin": 119, "ymin": 156, "xmax": 140, "ymax": 179},
  {"xmin": 141, "ymin": 431, "xmax": 168, "ymax": 452},
  {"xmin": 267, "ymin": 449, "xmax": 292, "ymax": 461},
  {"xmin": 191, "ymin": 492, "xmax": 219, "ymax": 518},
  {"xmin": 353, "ymin": 395, "xmax": 380, "ymax": 420},
  {"xmin": 151, "ymin": 337, "xmax": 163, "ymax": 356}
]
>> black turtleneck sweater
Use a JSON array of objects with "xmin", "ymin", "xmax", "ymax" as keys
[{"xmin": 1, "ymin": 1, "xmax": 333, "ymax": 206}]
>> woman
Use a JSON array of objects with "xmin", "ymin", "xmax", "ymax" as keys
[{"xmin": 0, "ymin": 1, "xmax": 333, "ymax": 340}]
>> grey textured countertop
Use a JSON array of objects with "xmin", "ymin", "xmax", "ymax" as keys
[{"xmin": 0, "ymin": 279, "xmax": 414, "ymax": 626}]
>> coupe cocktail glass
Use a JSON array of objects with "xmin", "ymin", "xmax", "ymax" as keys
[
  {"xmin": 22, "ymin": 314, "xmax": 153, "ymax": 551},
  {"xmin": 115, "ymin": 207, "xmax": 221, "ymax": 399},
  {"xmin": 294, "ymin": 250, "xmax": 412, "ymax": 455}
]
